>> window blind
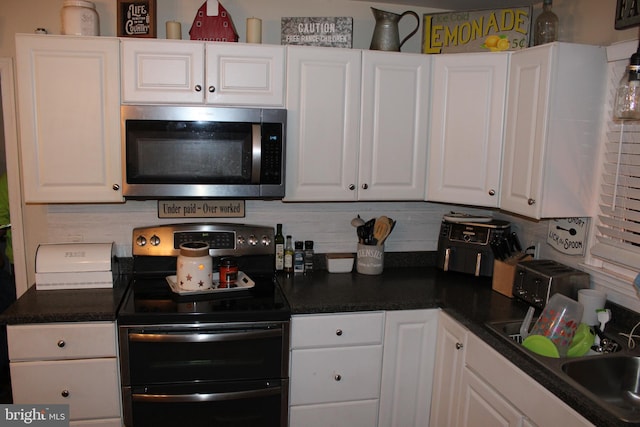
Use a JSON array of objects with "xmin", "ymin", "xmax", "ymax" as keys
[{"xmin": 591, "ymin": 61, "xmax": 640, "ymax": 271}]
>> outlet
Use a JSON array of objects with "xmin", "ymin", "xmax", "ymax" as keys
[{"xmin": 527, "ymin": 241, "xmax": 541, "ymax": 259}]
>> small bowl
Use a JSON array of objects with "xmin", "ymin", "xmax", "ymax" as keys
[{"xmin": 326, "ymin": 253, "xmax": 354, "ymax": 273}]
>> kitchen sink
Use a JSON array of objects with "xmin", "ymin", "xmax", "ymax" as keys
[
  {"xmin": 561, "ymin": 355, "xmax": 640, "ymax": 422},
  {"xmin": 486, "ymin": 318, "xmax": 639, "ymax": 424}
]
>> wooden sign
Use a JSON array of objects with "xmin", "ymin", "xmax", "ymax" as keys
[
  {"xmin": 117, "ymin": 0, "xmax": 157, "ymax": 38},
  {"xmin": 158, "ymin": 200, "xmax": 245, "ymax": 218},
  {"xmin": 281, "ymin": 17, "xmax": 353, "ymax": 48},
  {"xmin": 616, "ymin": 0, "xmax": 640, "ymax": 29},
  {"xmin": 423, "ymin": 7, "xmax": 531, "ymax": 54}
]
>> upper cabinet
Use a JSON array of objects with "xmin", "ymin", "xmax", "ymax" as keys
[
  {"xmin": 501, "ymin": 42, "xmax": 605, "ymax": 219},
  {"xmin": 426, "ymin": 52, "xmax": 509, "ymax": 207},
  {"xmin": 16, "ymin": 34, "xmax": 123, "ymax": 203},
  {"xmin": 285, "ymin": 46, "xmax": 430, "ymax": 201},
  {"xmin": 121, "ymin": 39, "xmax": 285, "ymax": 106}
]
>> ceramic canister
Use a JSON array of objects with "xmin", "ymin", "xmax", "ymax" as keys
[{"xmin": 176, "ymin": 242, "xmax": 212, "ymax": 290}]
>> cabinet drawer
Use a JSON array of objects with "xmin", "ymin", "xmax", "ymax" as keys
[
  {"xmin": 11, "ymin": 358, "xmax": 121, "ymax": 420},
  {"xmin": 8, "ymin": 322, "xmax": 116, "ymax": 361},
  {"xmin": 290, "ymin": 345, "xmax": 383, "ymax": 405},
  {"xmin": 290, "ymin": 399, "xmax": 379, "ymax": 427},
  {"xmin": 291, "ymin": 312, "xmax": 384, "ymax": 348},
  {"xmin": 70, "ymin": 419, "xmax": 122, "ymax": 427}
]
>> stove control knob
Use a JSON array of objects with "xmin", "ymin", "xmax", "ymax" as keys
[
  {"xmin": 248, "ymin": 235, "xmax": 258, "ymax": 246},
  {"xmin": 237, "ymin": 235, "xmax": 246, "ymax": 246},
  {"xmin": 136, "ymin": 235, "xmax": 147, "ymax": 247},
  {"xmin": 150, "ymin": 235, "xmax": 161, "ymax": 246},
  {"xmin": 261, "ymin": 235, "xmax": 271, "ymax": 246}
]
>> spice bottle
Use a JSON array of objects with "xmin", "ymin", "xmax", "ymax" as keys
[
  {"xmin": 304, "ymin": 240, "xmax": 314, "ymax": 274},
  {"xmin": 275, "ymin": 224, "xmax": 284, "ymax": 272},
  {"xmin": 534, "ymin": 0, "xmax": 558, "ymax": 46},
  {"xmin": 284, "ymin": 235, "xmax": 294, "ymax": 274},
  {"xmin": 294, "ymin": 241, "xmax": 304, "ymax": 274}
]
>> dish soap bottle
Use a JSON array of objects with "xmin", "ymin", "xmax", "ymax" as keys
[
  {"xmin": 284, "ymin": 235, "xmax": 294, "ymax": 275},
  {"xmin": 275, "ymin": 224, "xmax": 284, "ymax": 272},
  {"xmin": 534, "ymin": 0, "xmax": 558, "ymax": 46}
]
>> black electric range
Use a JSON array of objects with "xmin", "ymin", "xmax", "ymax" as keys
[{"xmin": 117, "ymin": 223, "xmax": 291, "ymax": 325}]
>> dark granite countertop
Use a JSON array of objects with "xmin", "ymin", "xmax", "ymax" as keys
[
  {"xmin": 279, "ymin": 267, "xmax": 640, "ymax": 427},
  {"xmin": 0, "ymin": 275, "xmax": 129, "ymax": 324}
]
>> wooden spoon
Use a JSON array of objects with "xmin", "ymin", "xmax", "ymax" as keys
[{"xmin": 373, "ymin": 216, "xmax": 391, "ymax": 245}]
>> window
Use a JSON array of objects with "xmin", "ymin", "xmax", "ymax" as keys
[{"xmin": 590, "ymin": 55, "xmax": 640, "ymax": 273}]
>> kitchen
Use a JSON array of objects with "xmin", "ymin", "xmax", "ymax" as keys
[{"xmin": 0, "ymin": 0, "xmax": 639, "ymax": 426}]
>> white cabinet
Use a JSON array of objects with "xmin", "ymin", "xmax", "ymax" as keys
[
  {"xmin": 378, "ymin": 309, "xmax": 438, "ymax": 427},
  {"xmin": 15, "ymin": 34, "xmax": 122, "ymax": 203},
  {"xmin": 285, "ymin": 46, "xmax": 430, "ymax": 201},
  {"xmin": 429, "ymin": 310, "xmax": 468, "ymax": 427},
  {"xmin": 429, "ymin": 312, "xmax": 594, "ymax": 427},
  {"xmin": 427, "ymin": 52, "xmax": 508, "ymax": 207},
  {"xmin": 289, "ymin": 311, "xmax": 385, "ymax": 427},
  {"xmin": 501, "ymin": 42, "xmax": 605, "ymax": 219},
  {"xmin": 8, "ymin": 322, "xmax": 122, "ymax": 425},
  {"xmin": 121, "ymin": 39, "xmax": 285, "ymax": 106}
]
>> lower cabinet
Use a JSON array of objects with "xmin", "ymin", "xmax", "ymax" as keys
[
  {"xmin": 7, "ymin": 322, "xmax": 122, "ymax": 426},
  {"xmin": 430, "ymin": 312, "xmax": 594, "ymax": 427},
  {"xmin": 289, "ymin": 309, "xmax": 438, "ymax": 427}
]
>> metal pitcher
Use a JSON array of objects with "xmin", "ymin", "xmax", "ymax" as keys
[{"xmin": 369, "ymin": 7, "xmax": 420, "ymax": 52}]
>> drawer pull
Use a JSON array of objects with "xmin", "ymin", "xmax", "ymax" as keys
[
  {"xmin": 61, "ymin": 390, "xmax": 70, "ymax": 398},
  {"xmin": 335, "ymin": 329, "xmax": 343, "ymax": 336},
  {"xmin": 455, "ymin": 342, "xmax": 464, "ymax": 350},
  {"xmin": 334, "ymin": 374, "xmax": 342, "ymax": 381},
  {"xmin": 57, "ymin": 340, "xmax": 65, "ymax": 348}
]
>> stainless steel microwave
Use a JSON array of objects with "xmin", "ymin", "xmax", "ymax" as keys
[{"xmin": 121, "ymin": 105, "xmax": 286, "ymax": 199}]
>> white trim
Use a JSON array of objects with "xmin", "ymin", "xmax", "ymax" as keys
[
  {"xmin": 0, "ymin": 58, "xmax": 29, "ymax": 297},
  {"xmin": 580, "ymin": 263, "xmax": 640, "ymax": 313},
  {"xmin": 606, "ymin": 39, "xmax": 638, "ymax": 62}
]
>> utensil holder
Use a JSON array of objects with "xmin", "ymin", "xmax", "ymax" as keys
[{"xmin": 357, "ymin": 243, "xmax": 384, "ymax": 275}]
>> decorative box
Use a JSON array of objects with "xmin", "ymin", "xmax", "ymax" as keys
[{"xmin": 422, "ymin": 7, "xmax": 531, "ymax": 54}]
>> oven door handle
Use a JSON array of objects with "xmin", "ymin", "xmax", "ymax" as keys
[
  {"xmin": 132, "ymin": 386, "xmax": 281, "ymax": 403},
  {"xmin": 129, "ymin": 328, "xmax": 282, "ymax": 343}
]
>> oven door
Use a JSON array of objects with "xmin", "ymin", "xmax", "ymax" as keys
[
  {"xmin": 123, "ymin": 379, "xmax": 288, "ymax": 427},
  {"xmin": 120, "ymin": 321, "xmax": 289, "ymax": 427}
]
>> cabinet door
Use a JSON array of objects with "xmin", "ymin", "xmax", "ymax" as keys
[
  {"xmin": 285, "ymin": 46, "xmax": 361, "ymax": 201},
  {"xmin": 457, "ymin": 367, "xmax": 524, "ymax": 427},
  {"xmin": 359, "ymin": 51, "xmax": 430, "ymax": 200},
  {"xmin": 427, "ymin": 52, "xmax": 508, "ymax": 207},
  {"xmin": 378, "ymin": 309, "xmax": 438, "ymax": 427},
  {"xmin": 501, "ymin": 45, "xmax": 551, "ymax": 218},
  {"xmin": 290, "ymin": 400, "xmax": 379, "ymax": 427},
  {"xmin": 205, "ymin": 43, "xmax": 285, "ymax": 106},
  {"xmin": 429, "ymin": 311, "xmax": 468, "ymax": 427},
  {"xmin": 121, "ymin": 39, "xmax": 205, "ymax": 104},
  {"xmin": 16, "ymin": 34, "xmax": 122, "ymax": 203},
  {"xmin": 11, "ymin": 358, "xmax": 121, "ymax": 420}
]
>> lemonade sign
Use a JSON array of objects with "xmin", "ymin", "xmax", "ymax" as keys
[{"xmin": 422, "ymin": 7, "xmax": 531, "ymax": 54}]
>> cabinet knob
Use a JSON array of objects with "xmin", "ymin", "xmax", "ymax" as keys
[
  {"xmin": 527, "ymin": 198, "xmax": 536, "ymax": 206},
  {"xmin": 61, "ymin": 389, "xmax": 70, "ymax": 398},
  {"xmin": 335, "ymin": 329, "xmax": 343, "ymax": 336},
  {"xmin": 361, "ymin": 183, "xmax": 368, "ymax": 190},
  {"xmin": 455, "ymin": 342, "xmax": 464, "ymax": 350},
  {"xmin": 334, "ymin": 374, "xmax": 342, "ymax": 381},
  {"xmin": 57, "ymin": 340, "xmax": 65, "ymax": 348},
  {"xmin": 112, "ymin": 184, "xmax": 120, "ymax": 191},
  {"xmin": 488, "ymin": 189, "xmax": 495, "ymax": 196},
  {"xmin": 348, "ymin": 184, "xmax": 356, "ymax": 191},
  {"xmin": 208, "ymin": 86, "xmax": 216, "ymax": 93},
  {"xmin": 194, "ymin": 85, "xmax": 202, "ymax": 92}
]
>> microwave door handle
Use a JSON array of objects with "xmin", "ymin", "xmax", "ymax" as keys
[{"xmin": 251, "ymin": 123, "xmax": 261, "ymax": 183}]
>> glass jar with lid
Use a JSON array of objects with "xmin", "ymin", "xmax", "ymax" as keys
[{"xmin": 61, "ymin": 0, "xmax": 100, "ymax": 36}]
